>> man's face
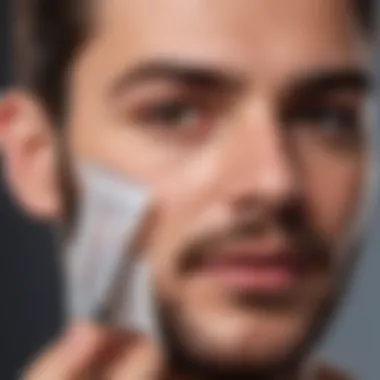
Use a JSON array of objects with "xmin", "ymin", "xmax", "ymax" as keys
[{"xmin": 62, "ymin": 0, "xmax": 369, "ymax": 374}]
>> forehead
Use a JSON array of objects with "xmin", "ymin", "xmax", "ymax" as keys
[{"xmin": 77, "ymin": 0, "xmax": 367, "ymax": 88}]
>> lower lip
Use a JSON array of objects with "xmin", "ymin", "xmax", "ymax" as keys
[{"xmin": 198, "ymin": 264, "xmax": 301, "ymax": 292}]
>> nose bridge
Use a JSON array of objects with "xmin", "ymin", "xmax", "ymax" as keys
[{"xmin": 219, "ymin": 100, "xmax": 297, "ymax": 204}]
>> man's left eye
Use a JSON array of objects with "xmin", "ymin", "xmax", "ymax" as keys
[{"xmin": 293, "ymin": 106, "xmax": 360, "ymax": 134}]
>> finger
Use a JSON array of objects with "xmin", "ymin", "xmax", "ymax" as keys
[
  {"xmin": 22, "ymin": 322, "xmax": 108, "ymax": 380},
  {"xmin": 106, "ymin": 336, "xmax": 165, "ymax": 380},
  {"xmin": 89, "ymin": 328, "xmax": 138, "ymax": 375}
]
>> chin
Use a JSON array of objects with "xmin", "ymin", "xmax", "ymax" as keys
[
  {"xmin": 195, "ymin": 312, "xmax": 309, "ymax": 365},
  {"xmin": 162, "ymin": 299, "xmax": 324, "ymax": 376},
  {"xmin": 159, "ymin": 274, "xmax": 335, "ymax": 376}
]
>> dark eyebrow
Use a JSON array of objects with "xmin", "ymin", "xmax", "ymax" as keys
[
  {"xmin": 291, "ymin": 68, "xmax": 371, "ymax": 98},
  {"xmin": 108, "ymin": 60, "xmax": 244, "ymax": 97}
]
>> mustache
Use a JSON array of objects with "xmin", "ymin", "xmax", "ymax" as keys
[{"xmin": 180, "ymin": 207, "xmax": 331, "ymax": 274}]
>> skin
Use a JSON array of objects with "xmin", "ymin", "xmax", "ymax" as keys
[{"xmin": 0, "ymin": 0, "xmax": 371, "ymax": 379}]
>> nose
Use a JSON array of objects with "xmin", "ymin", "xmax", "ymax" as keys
[{"xmin": 218, "ymin": 101, "xmax": 299, "ymax": 210}]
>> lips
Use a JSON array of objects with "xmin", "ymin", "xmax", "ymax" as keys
[{"xmin": 195, "ymin": 241, "xmax": 305, "ymax": 293}]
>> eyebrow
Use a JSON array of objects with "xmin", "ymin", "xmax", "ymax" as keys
[
  {"xmin": 290, "ymin": 68, "xmax": 371, "ymax": 97},
  {"xmin": 108, "ymin": 60, "xmax": 244, "ymax": 97}
]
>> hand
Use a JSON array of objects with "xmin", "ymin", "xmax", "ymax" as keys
[{"xmin": 22, "ymin": 322, "xmax": 165, "ymax": 380}]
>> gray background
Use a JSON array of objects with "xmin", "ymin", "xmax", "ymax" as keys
[{"xmin": 0, "ymin": 1, "xmax": 379, "ymax": 379}]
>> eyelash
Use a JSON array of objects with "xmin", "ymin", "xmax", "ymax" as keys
[
  {"xmin": 289, "ymin": 104, "xmax": 361, "ymax": 131},
  {"xmin": 132, "ymin": 95, "xmax": 221, "ymax": 143},
  {"xmin": 137, "ymin": 99, "xmax": 201, "ymax": 125},
  {"xmin": 286, "ymin": 103, "xmax": 364, "ymax": 151}
]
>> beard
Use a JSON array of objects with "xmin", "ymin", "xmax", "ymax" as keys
[
  {"xmin": 151, "ymin": 203, "xmax": 363, "ymax": 380},
  {"xmin": 155, "ymin": 260, "xmax": 358, "ymax": 380},
  {"xmin": 56, "ymin": 144, "xmax": 365, "ymax": 380}
]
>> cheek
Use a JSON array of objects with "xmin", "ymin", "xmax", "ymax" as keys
[
  {"xmin": 66, "ymin": 68, "xmax": 222, "ymax": 296},
  {"xmin": 146, "ymin": 152, "xmax": 220, "ymax": 297},
  {"xmin": 302, "ymin": 151, "xmax": 364, "ymax": 242}
]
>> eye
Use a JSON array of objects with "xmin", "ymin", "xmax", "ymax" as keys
[
  {"xmin": 137, "ymin": 99, "xmax": 203, "ymax": 129},
  {"xmin": 292, "ymin": 105, "xmax": 360, "ymax": 134}
]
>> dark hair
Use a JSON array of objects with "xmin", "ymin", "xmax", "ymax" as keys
[
  {"xmin": 12, "ymin": 0, "xmax": 89, "ymax": 121},
  {"xmin": 12, "ymin": 0, "xmax": 375, "ymax": 122}
]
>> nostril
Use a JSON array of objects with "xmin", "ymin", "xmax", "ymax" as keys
[
  {"xmin": 279, "ymin": 195, "xmax": 307, "ymax": 234},
  {"xmin": 231, "ymin": 190, "xmax": 305, "ymax": 235}
]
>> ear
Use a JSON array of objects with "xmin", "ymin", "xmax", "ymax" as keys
[{"xmin": 0, "ymin": 90, "xmax": 62, "ymax": 221}]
